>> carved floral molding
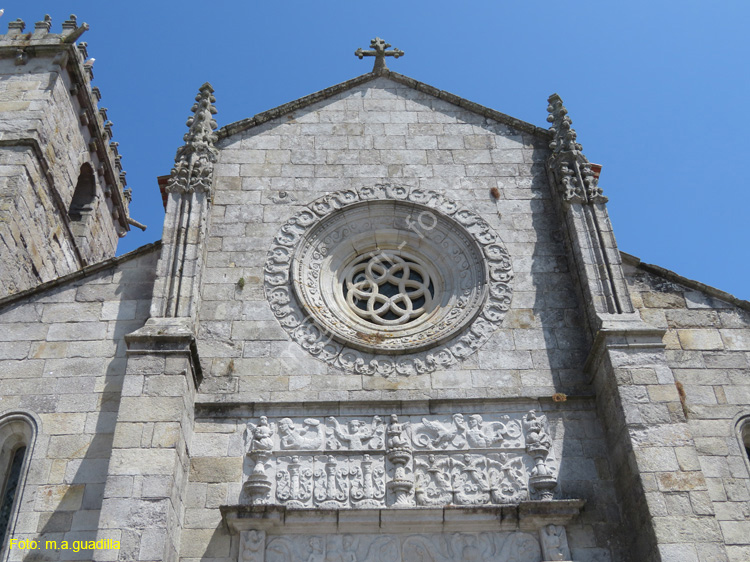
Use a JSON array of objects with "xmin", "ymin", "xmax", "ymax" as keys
[
  {"xmin": 264, "ymin": 185, "xmax": 514, "ymax": 375},
  {"xmin": 243, "ymin": 410, "xmax": 557, "ymax": 509}
]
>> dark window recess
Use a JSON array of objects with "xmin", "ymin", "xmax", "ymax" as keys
[
  {"xmin": 0, "ymin": 446, "xmax": 25, "ymax": 545},
  {"xmin": 68, "ymin": 163, "xmax": 96, "ymax": 238}
]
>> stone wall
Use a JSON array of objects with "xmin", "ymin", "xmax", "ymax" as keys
[
  {"xmin": 198, "ymin": 76, "xmax": 589, "ymax": 403},
  {"xmin": 624, "ymin": 257, "xmax": 750, "ymax": 562},
  {"xmin": 0, "ymin": 245, "xmax": 158, "ymax": 560},
  {"xmin": 0, "ymin": 54, "xmax": 120, "ymax": 296},
  {"xmin": 184, "ymin": 77, "xmax": 624, "ymax": 561}
]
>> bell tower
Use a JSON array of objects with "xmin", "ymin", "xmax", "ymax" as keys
[{"xmin": 0, "ymin": 14, "xmax": 139, "ymax": 296}]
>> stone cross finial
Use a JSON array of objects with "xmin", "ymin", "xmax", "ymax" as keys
[{"xmin": 355, "ymin": 37, "xmax": 404, "ymax": 72}]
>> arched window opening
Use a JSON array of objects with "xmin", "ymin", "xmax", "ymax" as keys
[
  {"xmin": 0, "ymin": 414, "xmax": 34, "ymax": 555},
  {"xmin": 0, "ymin": 446, "xmax": 25, "ymax": 545},
  {"xmin": 742, "ymin": 422, "xmax": 750, "ymax": 464},
  {"xmin": 68, "ymin": 163, "xmax": 96, "ymax": 238}
]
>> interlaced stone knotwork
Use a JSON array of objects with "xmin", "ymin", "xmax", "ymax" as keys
[
  {"xmin": 355, "ymin": 37, "xmax": 404, "ymax": 72},
  {"xmin": 264, "ymin": 185, "xmax": 514, "ymax": 376},
  {"xmin": 165, "ymin": 82, "xmax": 219, "ymax": 195},
  {"xmin": 345, "ymin": 253, "xmax": 433, "ymax": 327},
  {"xmin": 546, "ymin": 93, "xmax": 607, "ymax": 205}
]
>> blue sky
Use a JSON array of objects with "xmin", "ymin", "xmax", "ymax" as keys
[{"xmin": 6, "ymin": 2, "xmax": 749, "ymax": 299}]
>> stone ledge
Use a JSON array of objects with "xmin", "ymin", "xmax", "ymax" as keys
[
  {"xmin": 194, "ymin": 396, "xmax": 597, "ymax": 418},
  {"xmin": 125, "ymin": 317, "xmax": 203, "ymax": 387},
  {"xmin": 222, "ymin": 500, "xmax": 585, "ymax": 534}
]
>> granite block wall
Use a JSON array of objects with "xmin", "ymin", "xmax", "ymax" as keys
[
  {"xmin": 624, "ymin": 258, "xmax": 750, "ymax": 562},
  {"xmin": 197, "ymin": 77, "xmax": 589, "ymax": 404},
  {"xmin": 0, "ymin": 56, "xmax": 119, "ymax": 296},
  {"xmin": 0, "ymin": 246, "xmax": 157, "ymax": 561}
]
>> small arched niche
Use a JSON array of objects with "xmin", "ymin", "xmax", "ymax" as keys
[
  {"xmin": 0, "ymin": 413, "xmax": 35, "ymax": 551},
  {"xmin": 740, "ymin": 418, "xmax": 750, "ymax": 464},
  {"xmin": 68, "ymin": 163, "xmax": 97, "ymax": 239}
]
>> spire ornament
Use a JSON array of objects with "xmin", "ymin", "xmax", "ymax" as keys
[
  {"xmin": 355, "ymin": 37, "xmax": 404, "ymax": 73},
  {"xmin": 166, "ymin": 83, "xmax": 219, "ymax": 195},
  {"xmin": 546, "ymin": 94, "xmax": 607, "ymax": 204}
]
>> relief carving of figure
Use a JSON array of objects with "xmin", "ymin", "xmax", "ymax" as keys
[
  {"xmin": 540, "ymin": 524, "xmax": 570, "ymax": 561},
  {"xmin": 245, "ymin": 416, "xmax": 275, "ymax": 451},
  {"xmin": 278, "ymin": 418, "xmax": 323, "ymax": 450},
  {"xmin": 414, "ymin": 414, "xmax": 466, "ymax": 449},
  {"xmin": 464, "ymin": 414, "xmax": 523, "ymax": 448},
  {"xmin": 386, "ymin": 414, "xmax": 411, "ymax": 450},
  {"xmin": 326, "ymin": 416, "xmax": 383, "ymax": 450},
  {"xmin": 523, "ymin": 411, "xmax": 551, "ymax": 453},
  {"xmin": 305, "ymin": 537, "xmax": 325, "ymax": 562}
]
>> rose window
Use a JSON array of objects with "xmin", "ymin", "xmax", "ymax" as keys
[
  {"xmin": 265, "ymin": 187, "xmax": 514, "ymax": 370},
  {"xmin": 343, "ymin": 253, "xmax": 435, "ymax": 326}
]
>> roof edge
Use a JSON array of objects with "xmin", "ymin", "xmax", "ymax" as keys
[
  {"xmin": 621, "ymin": 251, "xmax": 750, "ymax": 312},
  {"xmin": 0, "ymin": 241, "xmax": 162, "ymax": 311},
  {"xmin": 217, "ymin": 70, "xmax": 551, "ymax": 141}
]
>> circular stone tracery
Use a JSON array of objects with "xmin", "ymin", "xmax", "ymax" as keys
[
  {"xmin": 264, "ymin": 185, "xmax": 514, "ymax": 376},
  {"xmin": 344, "ymin": 253, "xmax": 435, "ymax": 327}
]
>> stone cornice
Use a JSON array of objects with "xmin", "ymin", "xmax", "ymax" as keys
[
  {"xmin": 221, "ymin": 501, "xmax": 586, "ymax": 534},
  {"xmin": 621, "ymin": 251, "xmax": 750, "ymax": 312},
  {"xmin": 218, "ymin": 70, "xmax": 551, "ymax": 142},
  {"xmin": 0, "ymin": 241, "xmax": 160, "ymax": 309},
  {"xmin": 194, "ymin": 396, "xmax": 597, "ymax": 418}
]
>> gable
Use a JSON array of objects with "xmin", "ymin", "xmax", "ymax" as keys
[{"xmin": 199, "ymin": 75, "xmax": 588, "ymax": 401}]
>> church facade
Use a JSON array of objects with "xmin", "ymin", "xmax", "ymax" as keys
[{"xmin": 0, "ymin": 19, "xmax": 748, "ymax": 562}]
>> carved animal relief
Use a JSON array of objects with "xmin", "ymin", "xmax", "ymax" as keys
[{"xmin": 243, "ymin": 410, "xmax": 557, "ymax": 508}]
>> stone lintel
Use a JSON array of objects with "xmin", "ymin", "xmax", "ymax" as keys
[
  {"xmin": 125, "ymin": 317, "xmax": 203, "ymax": 386},
  {"xmin": 222, "ymin": 501, "xmax": 585, "ymax": 535}
]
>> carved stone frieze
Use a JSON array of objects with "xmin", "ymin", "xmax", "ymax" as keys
[
  {"xmin": 262, "ymin": 531, "xmax": 542, "ymax": 562},
  {"xmin": 264, "ymin": 185, "xmax": 513, "ymax": 375},
  {"xmin": 243, "ymin": 410, "xmax": 558, "ymax": 507}
]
